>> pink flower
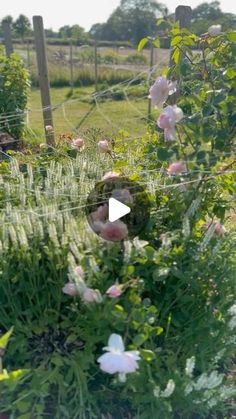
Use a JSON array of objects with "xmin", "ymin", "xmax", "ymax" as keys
[
  {"xmin": 82, "ymin": 287, "xmax": 102, "ymax": 303},
  {"xmin": 157, "ymin": 105, "xmax": 184, "ymax": 141},
  {"xmin": 62, "ymin": 282, "xmax": 78, "ymax": 296},
  {"xmin": 90, "ymin": 204, "xmax": 108, "ymax": 222},
  {"xmin": 98, "ymin": 140, "xmax": 110, "ymax": 152},
  {"xmin": 72, "ymin": 138, "xmax": 85, "ymax": 148},
  {"xmin": 45, "ymin": 125, "xmax": 53, "ymax": 132},
  {"xmin": 112, "ymin": 189, "xmax": 133, "ymax": 205},
  {"xmin": 102, "ymin": 171, "xmax": 120, "ymax": 181},
  {"xmin": 208, "ymin": 25, "xmax": 222, "ymax": 36},
  {"xmin": 149, "ymin": 76, "xmax": 177, "ymax": 108},
  {"xmin": 106, "ymin": 284, "xmax": 122, "ymax": 298},
  {"xmin": 100, "ymin": 221, "xmax": 128, "ymax": 241},
  {"xmin": 167, "ymin": 161, "xmax": 187, "ymax": 174},
  {"xmin": 74, "ymin": 265, "xmax": 84, "ymax": 277},
  {"xmin": 201, "ymin": 221, "xmax": 226, "ymax": 237},
  {"xmin": 97, "ymin": 334, "xmax": 140, "ymax": 381}
]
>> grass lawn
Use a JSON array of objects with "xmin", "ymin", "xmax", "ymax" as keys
[{"xmin": 26, "ymin": 86, "xmax": 149, "ymax": 142}]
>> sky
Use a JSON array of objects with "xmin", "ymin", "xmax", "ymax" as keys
[{"xmin": 1, "ymin": 0, "xmax": 235, "ymax": 31}]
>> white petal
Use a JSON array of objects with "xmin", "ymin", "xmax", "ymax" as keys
[
  {"xmin": 108, "ymin": 334, "xmax": 125, "ymax": 352},
  {"xmin": 97, "ymin": 352, "xmax": 139, "ymax": 374},
  {"xmin": 173, "ymin": 105, "xmax": 184, "ymax": 122},
  {"xmin": 125, "ymin": 350, "xmax": 141, "ymax": 360}
]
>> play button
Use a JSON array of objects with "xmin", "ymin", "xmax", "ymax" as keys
[
  {"xmin": 85, "ymin": 176, "xmax": 150, "ymax": 241},
  {"xmin": 108, "ymin": 198, "xmax": 131, "ymax": 222}
]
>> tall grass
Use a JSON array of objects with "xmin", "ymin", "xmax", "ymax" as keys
[{"xmin": 30, "ymin": 63, "xmax": 145, "ymax": 88}]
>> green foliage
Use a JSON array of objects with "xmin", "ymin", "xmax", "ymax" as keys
[
  {"xmin": 0, "ymin": 53, "xmax": 30, "ymax": 139},
  {"xmin": 13, "ymin": 14, "xmax": 31, "ymax": 40}
]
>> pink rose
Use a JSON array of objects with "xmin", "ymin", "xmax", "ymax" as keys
[
  {"xmin": 149, "ymin": 76, "xmax": 177, "ymax": 108},
  {"xmin": 100, "ymin": 221, "xmax": 128, "ymax": 241},
  {"xmin": 106, "ymin": 284, "xmax": 122, "ymax": 298},
  {"xmin": 72, "ymin": 138, "xmax": 85, "ymax": 148},
  {"xmin": 112, "ymin": 189, "xmax": 133, "ymax": 205},
  {"xmin": 157, "ymin": 105, "xmax": 183, "ymax": 141},
  {"xmin": 102, "ymin": 171, "xmax": 120, "ymax": 181},
  {"xmin": 90, "ymin": 204, "xmax": 108, "ymax": 222},
  {"xmin": 167, "ymin": 161, "xmax": 187, "ymax": 174},
  {"xmin": 62, "ymin": 282, "xmax": 78, "ymax": 296},
  {"xmin": 208, "ymin": 25, "xmax": 222, "ymax": 36},
  {"xmin": 82, "ymin": 287, "xmax": 102, "ymax": 303},
  {"xmin": 98, "ymin": 140, "xmax": 110, "ymax": 152},
  {"xmin": 201, "ymin": 221, "xmax": 226, "ymax": 237}
]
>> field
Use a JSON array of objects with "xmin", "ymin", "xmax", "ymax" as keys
[
  {"xmin": 17, "ymin": 44, "xmax": 170, "ymax": 141},
  {"xmin": 27, "ymin": 86, "xmax": 149, "ymax": 141}
]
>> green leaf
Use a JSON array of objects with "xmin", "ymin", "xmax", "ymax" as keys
[
  {"xmin": 157, "ymin": 147, "xmax": 173, "ymax": 161},
  {"xmin": 133, "ymin": 333, "xmax": 148, "ymax": 346},
  {"xmin": 226, "ymin": 31, "xmax": 236, "ymax": 42},
  {"xmin": 0, "ymin": 327, "xmax": 13, "ymax": 350},
  {"xmin": 152, "ymin": 38, "xmax": 160, "ymax": 48},
  {"xmin": 171, "ymin": 36, "xmax": 182, "ymax": 47},
  {"xmin": 224, "ymin": 68, "xmax": 236, "ymax": 78},
  {"xmin": 140, "ymin": 349, "xmax": 156, "ymax": 361},
  {"xmin": 172, "ymin": 48, "xmax": 180, "ymax": 65},
  {"xmin": 138, "ymin": 37, "xmax": 148, "ymax": 51}
]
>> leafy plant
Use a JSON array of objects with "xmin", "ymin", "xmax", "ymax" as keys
[{"xmin": 0, "ymin": 53, "xmax": 30, "ymax": 139}]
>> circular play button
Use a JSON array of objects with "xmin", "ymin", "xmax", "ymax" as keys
[{"xmin": 85, "ymin": 175, "xmax": 150, "ymax": 241}]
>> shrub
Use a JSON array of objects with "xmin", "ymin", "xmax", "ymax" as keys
[
  {"xmin": 0, "ymin": 53, "xmax": 30, "ymax": 139},
  {"xmin": 125, "ymin": 52, "xmax": 147, "ymax": 64}
]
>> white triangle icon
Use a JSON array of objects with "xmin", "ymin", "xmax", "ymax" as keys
[{"xmin": 108, "ymin": 198, "xmax": 131, "ymax": 222}]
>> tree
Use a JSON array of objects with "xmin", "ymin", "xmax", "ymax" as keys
[
  {"xmin": 13, "ymin": 15, "xmax": 31, "ymax": 41},
  {"xmin": 192, "ymin": 1, "xmax": 222, "ymax": 20},
  {"xmin": 2, "ymin": 15, "xmax": 14, "ymax": 26},
  {"xmin": 90, "ymin": 0, "xmax": 167, "ymax": 44},
  {"xmin": 191, "ymin": 1, "xmax": 236, "ymax": 35}
]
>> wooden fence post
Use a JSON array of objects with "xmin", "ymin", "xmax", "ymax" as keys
[
  {"xmin": 147, "ymin": 45, "xmax": 154, "ymax": 120},
  {"xmin": 69, "ymin": 39, "xmax": 74, "ymax": 91},
  {"xmin": 169, "ymin": 5, "xmax": 192, "ymax": 103},
  {"xmin": 170, "ymin": 5, "xmax": 192, "ymax": 67},
  {"xmin": 94, "ymin": 40, "xmax": 98, "ymax": 92},
  {"xmin": 175, "ymin": 5, "xmax": 192, "ymax": 29},
  {"xmin": 33, "ymin": 16, "xmax": 54, "ymax": 146},
  {"xmin": 2, "ymin": 20, "xmax": 14, "ymax": 57},
  {"xmin": 27, "ymin": 39, "xmax": 31, "ymax": 68}
]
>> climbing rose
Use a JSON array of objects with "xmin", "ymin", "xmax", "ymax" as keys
[
  {"xmin": 82, "ymin": 287, "xmax": 102, "ymax": 303},
  {"xmin": 106, "ymin": 284, "xmax": 122, "ymax": 298},
  {"xmin": 102, "ymin": 171, "xmax": 120, "ymax": 181},
  {"xmin": 149, "ymin": 76, "xmax": 177, "ymax": 108},
  {"xmin": 98, "ymin": 140, "xmax": 110, "ymax": 152},
  {"xmin": 157, "ymin": 105, "xmax": 183, "ymax": 141},
  {"xmin": 112, "ymin": 189, "xmax": 133, "ymax": 205},
  {"xmin": 167, "ymin": 161, "xmax": 187, "ymax": 174},
  {"xmin": 97, "ymin": 334, "xmax": 140, "ymax": 382},
  {"xmin": 202, "ymin": 221, "xmax": 226, "ymax": 237},
  {"xmin": 62, "ymin": 282, "xmax": 78, "ymax": 296},
  {"xmin": 208, "ymin": 25, "xmax": 222, "ymax": 36},
  {"xmin": 90, "ymin": 204, "xmax": 108, "ymax": 222},
  {"xmin": 72, "ymin": 138, "xmax": 85, "ymax": 148},
  {"xmin": 100, "ymin": 221, "xmax": 128, "ymax": 241}
]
